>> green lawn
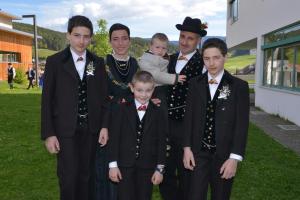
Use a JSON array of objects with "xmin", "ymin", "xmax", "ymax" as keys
[
  {"xmin": 0, "ymin": 81, "xmax": 299, "ymax": 200},
  {"xmin": 38, "ymin": 48, "xmax": 58, "ymax": 60},
  {"xmin": 225, "ymin": 55, "xmax": 256, "ymax": 73}
]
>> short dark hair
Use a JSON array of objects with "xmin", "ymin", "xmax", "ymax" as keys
[
  {"xmin": 151, "ymin": 33, "xmax": 169, "ymax": 44},
  {"xmin": 109, "ymin": 23, "xmax": 130, "ymax": 41},
  {"xmin": 202, "ymin": 38, "xmax": 227, "ymax": 56},
  {"xmin": 67, "ymin": 15, "xmax": 93, "ymax": 35},
  {"xmin": 131, "ymin": 71, "xmax": 155, "ymax": 86},
  {"xmin": 8, "ymin": 62, "xmax": 12, "ymax": 65}
]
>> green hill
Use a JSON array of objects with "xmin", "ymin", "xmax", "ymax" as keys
[
  {"xmin": 12, "ymin": 22, "xmax": 178, "ymax": 59},
  {"xmin": 13, "ymin": 22, "xmax": 67, "ymax": 51},
  {"xmin": 225, "ymin": 55, "xmax": 256, "ymax": 73}
]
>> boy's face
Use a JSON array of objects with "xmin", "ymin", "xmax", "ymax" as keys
[
  {"xmin": 130, "ymin": 81, "xmax": 154, "ymax": 105},
  {"xmin": 150, "ymin": 38, "xmax": 168, "ymax": 57},
  {"xmin": 110, "ymin": 30, "xmax": 130, "ymax": 57},
  {"xmin": 203, "ymin": 47, "xmax": 227, "ymax": 77},
  {"xmin": 179, "ymin": 31, "xmax": 200, "ymax": 55},
  {"xmin": 67, "ymin": 26, "xmax": 92, "ymax": 55}
]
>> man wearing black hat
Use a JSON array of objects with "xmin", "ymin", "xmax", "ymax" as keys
[{"xmin": 159, "ymin": 16, "xmax": 207, "ymax": 200}]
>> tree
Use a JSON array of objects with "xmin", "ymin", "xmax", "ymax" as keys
[{"xmin": 89, "ymin": 19, "xmax": 112, "ymax": 57}]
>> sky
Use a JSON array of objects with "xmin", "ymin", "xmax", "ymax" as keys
[{"xmin": 1, "ymin": 0, "xmax": 227, "ymax": 40}]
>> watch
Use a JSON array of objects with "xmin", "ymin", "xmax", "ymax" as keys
[{"xmin": 155, "ymin": 166, "xmax": 165, "ymax": 175}]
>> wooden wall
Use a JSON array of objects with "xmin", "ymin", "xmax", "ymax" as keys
[{"xmin": 0, "ymin": 30, "xmax": 33, "ymax": 80}]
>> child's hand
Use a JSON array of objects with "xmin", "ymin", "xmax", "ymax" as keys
[
  {"xmin": 98, "ymin": 128, "xmax": 109, "ymax": 147},
  {"xmin": 178, "ymin": 75, "xmax": 186, "ymax": 83},
  {"xmin": 151, "ymin": 171, "xmax": 163, "ymax": 185},
  {"xmin": 109, "ymin": 167, "xmax": 122, "ymax": 183}
]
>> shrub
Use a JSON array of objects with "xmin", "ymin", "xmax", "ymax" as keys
[{"xmin": 14, "ymin": 67, "xmax": 27, "ymax": 84}]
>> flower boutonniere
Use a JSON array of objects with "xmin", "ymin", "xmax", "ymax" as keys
[
  {"xmin": 86, "ymin": 61, "xmax": 95, "ymax": 76},
  {"xmin": 218, "ymin": 85, "xmax": 231, "ymax": 100}
]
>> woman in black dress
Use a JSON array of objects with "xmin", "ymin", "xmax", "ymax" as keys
[{"xmin": 95, "ymin": 23, "xmax": 139, "ymax": 200}]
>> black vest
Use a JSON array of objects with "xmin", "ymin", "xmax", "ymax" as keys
[
  {"xmin": 168, "ymin": 51, "xmax": 204, "ymax": 121},
  {"xmin": 135, "ymin": 113, "xmax": 145, "ymax": 159},
  {"xmin": 77, "ymin": 72, "xmax": 88, "ymax": 127},
  {"xmin": 201, "ymin": 80, "xmax": 223, "ymax": 153}
]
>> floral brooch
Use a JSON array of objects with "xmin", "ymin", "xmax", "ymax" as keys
[
  {"xmin": 86, "ymin": 61, "xmax": 95, "ymax": 76},
  {"xmin": 218, "ymin": 85, "xmax": 231, "ymax": 100}
]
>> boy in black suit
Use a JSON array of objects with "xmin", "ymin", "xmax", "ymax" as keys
[
  {"xmin": 183, "ymin": 38, "xmax": 250, "ymax": 200},
  {"xmin": 41, "ymin": 15, "xmax": 109, "ymax": 200},
  {"xmin": 108, "ymin": 71, "xmax": 167, "ymax": 200}
]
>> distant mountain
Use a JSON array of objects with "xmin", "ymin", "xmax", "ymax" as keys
[
  {"xmin": 12, "ymin": 22, "xmax": 178, "ymax": 58},
  {"xmin": 13, "ymin": 22, "xmax": 67, "ymax": 51},
  {"xmin": 170, "ymin": 36, "xmax": 226, "ymax": 50}
]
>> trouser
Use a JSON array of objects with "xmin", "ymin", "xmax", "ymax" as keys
[
  {"xmin": 159, "ymin": 119, "xmax": 190, "ymax": 200},
  {"xmin": 57, "ymin": 125, "xmax": 97, "ymax": 200}
]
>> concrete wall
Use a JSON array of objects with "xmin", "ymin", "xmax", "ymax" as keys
[{"xmin": 226, "ymin": 0, "xmax": 300, "ymax": 48}]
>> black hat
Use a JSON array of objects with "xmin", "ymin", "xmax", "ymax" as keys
[{"xmin": 176, "ymin": 17, "xmax": 207, "ymax": 37}]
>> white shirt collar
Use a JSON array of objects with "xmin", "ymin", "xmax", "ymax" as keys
[
  {"xmin": 70, "ymin": 47, "xmax": 86, "ymax": 63},
  {"xmin": 135, "ymin": 99, "xmax": 149, "ymax": 109},
  {"xmin": 178, "ymin": 50, "xmax": 197, "ymax": 61},
  {"xmin": 208, "ymin": 70, "xmax": 224, "ymax": 84}
]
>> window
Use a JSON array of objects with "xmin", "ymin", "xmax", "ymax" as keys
[
  {"xmin": 0, "ymin": 51, "xmax": 21, "ymax": 63},
  {"xmin": 295, "ymin": 46, "xmax": 300, "ymax": 88},
  {"xmin": 262, "ymin": 22, "xmax": 300, "ymax": 91},
  {"xmin": 229, "ymin": 0, "xmax": 239, "ymax": 23}
]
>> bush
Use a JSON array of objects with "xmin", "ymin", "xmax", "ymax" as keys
[{"xmin": 14, "ymin": 67, "xmax": 27, "ymax": 84}]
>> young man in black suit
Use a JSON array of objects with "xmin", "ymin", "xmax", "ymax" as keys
[
  {"xmin": 183, "ymin": 38, "xmax": 250, "ymax": 200},
  {"xmin": 41, "ymin": 15, "xmax": 109, "ymax": 200},
  {"xmin": 160, "ymin": 16, "xmax": 207, "ymax": 200},
  {"xmin": 108, "ymin": 71, "xmax": 167, "ymax": 200}
]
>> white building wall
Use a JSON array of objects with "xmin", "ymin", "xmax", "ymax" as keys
[
  {"xmin": 227, "ymin": 0, "xmax": 300, "ymax": 48},
  {"xmin": 227, "ymin": 0, "xmax": 300, "ymax": 126}
]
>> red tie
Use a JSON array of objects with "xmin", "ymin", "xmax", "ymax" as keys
[
  {"xmin": 137, "ymin": 105, "xmax": 147, "ymax": 111},
  {"xmin": 208, "ymin": 79, "xmax": 218, "ymax": 84},
  {"xmin": 77, "ymin": 57, "xmax": 84, "ymax": 62},
  {"xmin": 177, "ymin": 55, "xmax": 188, "ymax": 61}
]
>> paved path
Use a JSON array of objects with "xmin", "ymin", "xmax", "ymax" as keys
[{"xmin": 250, "ymin": 106, "xmax": 300, "ymax": 156}]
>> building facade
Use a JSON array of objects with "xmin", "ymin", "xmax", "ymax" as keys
[
  {"xmin": 0, "ymin": 10, "xmax": 33, "ymax": 81},
  {"xmin": 226, "ymin": 0, "xmax": 300, "ymax": 126}
]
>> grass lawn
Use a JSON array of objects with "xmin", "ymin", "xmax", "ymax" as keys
[
  {"xmin": 225, "ymin": 55, "xmax": 256, "ymax": 74},
  {"xmin": 38, "ymin": 49, "xmax": 58, "ymax": 60},
  {"xmin": 0, "ymin": 81, "xmax": 299, "ymax": 200}
]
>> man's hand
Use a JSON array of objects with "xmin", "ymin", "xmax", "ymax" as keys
[
  {"xmin": 178, "ymin": 75, "xmax": 186, "ymax": 83},
  {"xmin": 183, "ymin": 147, "xmax": 196, "ymax": 170},
  {"xmin": 109, "ymin": 167, "xmax": 122, "ymax": 183},
  {"xmin": 220, "ymin": 158, "xmax": 238, "ymax": 179},
  {"xmin": 45, "ymin": 136, "xmax": 60, "ymax": 154},
  {"xmin": 151, "ymin": 171, "xmax": 163, "ymax": 185},
  {"xmin": 98, "ymin": 128, "xmax": 109, "ymax": 147}
]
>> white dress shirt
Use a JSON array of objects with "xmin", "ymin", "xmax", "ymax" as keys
[
  {"xmin": 175, "ymin": 50, "xmax": 196, "ymax": 73},
  {"xmin": 70, "ymin": 48, "xmax": 86, "ymax": 80},
  {"xmin": 207, "ymin": 70, "xmax": 243, "ymax": 162}
]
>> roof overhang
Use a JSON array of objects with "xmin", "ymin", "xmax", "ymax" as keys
[
  {"xmin": 228, "ymin": 38, "xmax": 257, "ymax": 51},
  {"xmin": 0, "ymin": 10, "xmax": 22, "ymax": 20},
  {"xmin": 0, "ymin": 26, "xmax": 42, "ymax": 39}
]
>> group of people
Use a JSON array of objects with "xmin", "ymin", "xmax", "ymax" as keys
[
  {"xmin": 6, "ymin": 64, "xmax": 39, "ymax": 89},
  {"xmin": 41, "ymin": 15, "xmax": 249, "ymax": 200}
]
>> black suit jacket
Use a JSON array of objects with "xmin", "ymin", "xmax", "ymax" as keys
[
  {"xmin": 183, "ymin": 71, "xmax": 250, "ymax": 159},
  {"xmin": 108, "ymin": 101, "xmax": 167, "ymax": 169},
  {"xmin": 41, "ymin": 47, "xmax": 109, "ymax": 139}
]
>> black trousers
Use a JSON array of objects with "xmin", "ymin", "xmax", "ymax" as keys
[
  {"xmin": 57, "ymin": 126, "xmax": 97, "ymax": 200},
  {"xmin": 188, "ymin": 152, "xmax": 234, "ymax": 200},
  {"xmin": 159, "ymin": 119, "xmax": 190, "ymax": 200},
  {"xmin": 95, "ymin": 145, "xmax": 118, "ymax": 200},
  {"xmin": 27, "ymin": 78, "xmax": 34, "ymax": 89},
  {"xmin": 118, "ymin": 167, "xmax": 153, "ymax": 200}
]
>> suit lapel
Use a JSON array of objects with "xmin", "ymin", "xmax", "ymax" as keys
[
  {"xmin": 125, "ymin": 102, "xmax": 137, "ymax": 134},
  {"xmin": 216, "ymin": 70, "xmax": 233, "ymax": 111},
  {"xmin": 143, "ymin": 103, "xmax": 154, "ymax": 134},
  {"xmin": 62, "ymin": 48, "xmax": 79, "ymax": 81}
]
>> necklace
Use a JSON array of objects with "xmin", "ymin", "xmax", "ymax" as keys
[{"xmin": 113, "ymin": 57, "xmax": 130, "ymax": 76}]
